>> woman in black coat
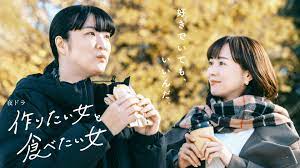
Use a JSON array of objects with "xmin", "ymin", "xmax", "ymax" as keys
[{"xmin": 0, "ymin": 5, "xmax": 165, "ymax": 168}]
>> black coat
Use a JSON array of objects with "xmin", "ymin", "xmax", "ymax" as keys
[{"xmin": 0, "ymin": 67, "xmax": 166, "ymax": 168}]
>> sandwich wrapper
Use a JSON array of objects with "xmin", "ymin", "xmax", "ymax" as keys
[
  {"xmin": 104, "ymin": 84, "xmax": 153, "ymax": 127},
  {"xmin": 190, "ymin": 107, "xmax": 224, "ymax": 168}
]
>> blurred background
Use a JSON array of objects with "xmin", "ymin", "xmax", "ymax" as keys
[{"xmin": 0, "ymin": 0, "xmax": 299, "ymax": 132}]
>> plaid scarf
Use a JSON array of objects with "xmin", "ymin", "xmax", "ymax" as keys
[{"xmin": 178, "ymin": 95, "xmax": 292, "ymax": 133}]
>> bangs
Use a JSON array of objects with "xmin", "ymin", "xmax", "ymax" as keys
[
  {"xmin": 70, "ymin": 6, "xmax": 115, "ymax": 36},
  {"xmin": 93, "ymin": 7, "xmax": 115, "ymax": 36},
  {"xmin": 207, "ymin": 36, "xmax": 228, "ymax": 60},
  {"xmin": 206, "ymin": 36, "xmax": 241, "ymax": 64}
]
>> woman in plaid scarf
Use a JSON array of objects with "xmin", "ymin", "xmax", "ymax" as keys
[{"xmin": 166, "ymin": 36, "xmax": 300, "ymax": 168}]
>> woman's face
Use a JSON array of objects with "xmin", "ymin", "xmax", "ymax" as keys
[
  {"xmin": 63, "ymin": 14, "xmax": 112, "ymax": 77},
  {"xmin": 206, "ymin": 44, "xmax": 251, "ymax": 101}
]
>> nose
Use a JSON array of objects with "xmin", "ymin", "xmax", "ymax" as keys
[
  {"xmin": 207, "ymin": 65, "xmax": 218, "ymax": 77},
  {"xmin": 95, "ymin": 34, "xmax": 106, "ymax": 50}
]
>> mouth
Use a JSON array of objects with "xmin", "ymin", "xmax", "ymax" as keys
[
  {"xmin": 96, "ymin": 55, "xmax": 107, "ymax": 63},
  {"xmin": 209, "ymin": 80, "xmax": 221, "ymax": 86}
]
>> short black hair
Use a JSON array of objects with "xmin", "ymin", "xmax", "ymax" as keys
[{"xmin": 49, "ymin": 5, "xmax": 115, "ymax": 61}]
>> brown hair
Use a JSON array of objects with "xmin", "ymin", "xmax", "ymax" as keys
[{"xmin": 206, "ymin": 36, "xmax": 278, "ymax": 100}]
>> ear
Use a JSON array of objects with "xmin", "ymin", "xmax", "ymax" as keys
[
  {"xmin": 55, "ymin": 36, "xmax": 67, "ymax": 56},
  {"xmin": 244, "ymin": 70, "xmax": 253, "ymax": 86}
]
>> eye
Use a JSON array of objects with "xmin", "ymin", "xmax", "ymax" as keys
[
  {"xmin": 86, "ymin": 32, "xmax": 95, "ymax": 36},
  {"xmin": 219, "ymin": 61, "xmax": 226, "ymax": 65},
  {"xmin": 208, "ymin": 60, "xmax": 213, "ymax": 65},
  {"xmin": 104, "ymin": 34, "xmax": 110, "ymax": 39}
]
